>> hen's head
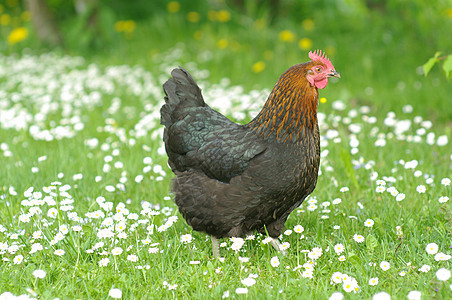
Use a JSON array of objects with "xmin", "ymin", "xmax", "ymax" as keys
[{"xmin": 306, "ymin": 50, "xmax": 340, "ymax": 89}]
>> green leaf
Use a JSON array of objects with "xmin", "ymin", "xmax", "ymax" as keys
[
  {"xmin": 442, "ymin": 55, "xmax": 452, "ymax": 80},
  {"xmin": 366, "ymin": 234, "xmax": 379, "ymax": 253},
  {"xmin": 82, "ymin": 225, "xmax": 93, "ymax": 234},
  {"xmin": 372, "ymin": 217, "xmax": 384, "ymax": 235},
  {"xmin": 423, "ymin": 51, "xmax": 441, "ymax": 76},
  {"xmin": 348, "ymin": 252, "xmax": 362, "ymax": 268},
  {"xmin": 340, "ymin": 148, "xmax": 359, "ymax": 190},
  {"xmin": 206, "ymin": 261, "xmax": 214, "ymax": 272}
]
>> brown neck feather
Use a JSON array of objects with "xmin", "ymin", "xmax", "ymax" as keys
[{"xmin": 248, "ymin": 63, "xmax": 319, "ymax": 143}]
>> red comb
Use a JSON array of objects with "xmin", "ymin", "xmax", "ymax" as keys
[{"xmin": 308, "ymin": 49, "xmax": 335, "ymax": 70}]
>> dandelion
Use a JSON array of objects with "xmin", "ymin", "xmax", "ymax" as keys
[
  {"xmin": 334, "ymin": 244, "xmax": 345, "ymax": 255},
  {"xmin": 436, "ymin": 268, "xmax": 451, "ymax": 281},
  {"xmin": 301, "ymin": 19, "xmax": 315, "ymax": 31},
  {"xmin": 353, "ymin": 234, "xmax": 365, "ymax": 243},
  {"xmin": 252, "ymin": 61, "xmax": 266, "ymax": 74},
  {"xmin": 364, "ymin": 219, "xmax": 375, "ymax": 227},
  {"xmin": 8, "ymin": 27, "xmax": 28, "ymax": 45},
  {"xmin": 407, "ymin": 291, "xmax": 421, "ymax": 300},
  {"xmin": 425, "ymin": 243, "xmax": 438, "ymax": 255},
  {"xmin": 379, "ymin": 261, "xmax": 390, "ymax": 271},
  {"xmin": 32, "ymin": 270, "xmax": 46, "ymax": 279},
  {"xmin": 108, "ymin": 288, "xmax": 122, "ymax": 299},
  {"xmin": 167, "ymin": 1, "xmax": 180, "ymax": 13},
  {"xmin": 54, "ymin": 249, "xmax": 65, "ymax": 256},
  {"xmin": 270, "ymin": 256, "xmax": 280, "ymax": 267},
  {"xmin": 187, "ymin": 12, "xmax": 200, "ymax": 23},
  {"xmin": 217, "ymin": 38, "xmax": 228, "ymax": 49},
  {"xmin": 298, "ymin": 38, "xmax": 313, "ymax": 50},
  {"xmin": 369, "ymin": 277, "xmax": 379, "ymax": 286},
  {"xmin": 216, "ymin": 10, "xmax": 231, "ymax": 22},
  {"xmin": 279, "ymin": 30, "xmax": 295, "ymax": 42}
]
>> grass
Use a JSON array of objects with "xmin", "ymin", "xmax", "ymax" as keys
[{"xmin": 1, "ymin": 3, "xmax": 451, "ymax": 299}]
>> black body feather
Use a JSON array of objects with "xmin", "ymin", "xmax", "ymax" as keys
[{"xmin": 160, "ymin": 66, "xmax": 320, "ymax": 239}]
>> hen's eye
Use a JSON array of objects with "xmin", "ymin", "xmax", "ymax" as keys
[{"xmin": 315, "ymin": 67, "xmax": 321, "ymax": 72}]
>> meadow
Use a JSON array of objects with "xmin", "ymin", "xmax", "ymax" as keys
[{"xmin": 0, "ymin": 1, "xmax": 451, "ymax": 299}]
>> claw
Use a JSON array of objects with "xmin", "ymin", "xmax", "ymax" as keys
[{"xmin": 270, "ymin": 238, "xmax": 287, "ymax": 256}]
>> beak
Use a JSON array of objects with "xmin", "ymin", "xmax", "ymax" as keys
[{"xmin": 328, "ymin": 71, "xmax": 341, "ymax": 78}]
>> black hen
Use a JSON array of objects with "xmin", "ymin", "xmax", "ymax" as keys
[{"xmin": 160, "ymin": 50, "xmax": 339, "ymax": 257}]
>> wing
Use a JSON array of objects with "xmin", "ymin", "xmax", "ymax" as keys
[
  {"xmin": 166, "ymin": 107, "xmax": 267, "ymax": 183},
  {"xmin": 161, "ymin": 67, "xmax": 267, "ymax": 183}
]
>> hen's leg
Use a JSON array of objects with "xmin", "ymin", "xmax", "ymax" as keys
[
  {"xmin": 270, "ymin": 238, "xmax": 287, "ymax": 256},
  {"xmin": 211, "ymin": 236, "xmax": 220, "ymax": 258}
]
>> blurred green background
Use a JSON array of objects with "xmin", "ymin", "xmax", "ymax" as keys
[{"xmin": 2, "ymin": 0, "xmax": 452, "ymax": 125}]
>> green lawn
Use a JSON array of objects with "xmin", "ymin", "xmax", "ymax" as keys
[{"xmin": 1, "ymin": 2, "xmax": 451, "ymax": 299}]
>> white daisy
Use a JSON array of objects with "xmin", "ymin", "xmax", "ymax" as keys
[
  {"xmin": 379, "ymin": 260, "xmax": 390, "ymax": 271},
  {"xmin": 368, "ymin": 277, "xmax": 379, "ymax": 286}
]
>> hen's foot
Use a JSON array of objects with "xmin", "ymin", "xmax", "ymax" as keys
[
  {"xmin": 270, "ymin": 238, "xmax": 287, "ymax": 256},
  {"xmin": 211, "ymin": 236, "xmax": 220, "ymax": 258}
]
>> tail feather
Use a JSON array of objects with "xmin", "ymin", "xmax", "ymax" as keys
[{"xmin": 160, "ymin": 67, "xmax": 205, "ymax": 128}]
